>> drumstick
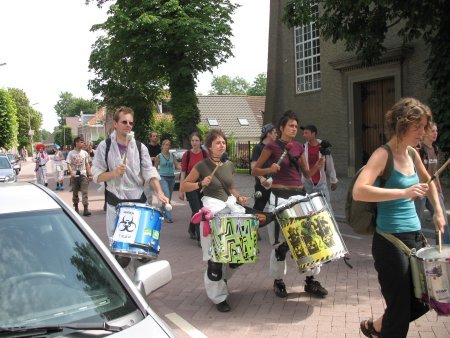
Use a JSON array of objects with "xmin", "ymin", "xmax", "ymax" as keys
[
  {"xmin": 267, "ymin": 142, "xmax": 293, "ymax": 179},
  {"xmin": 439, "ymin": 230, "xmax": 442, "ymax": 253},
  {"xmin": 427, "ymin": 157, "xmax": 450, "ymax": 184},
  {"xmin": 200, "ymin": 152, "xmax": 229, "ymax": 193},
  {"xmin": 122, "ymin": 132, "xmax": 135, "ymax": 165}
]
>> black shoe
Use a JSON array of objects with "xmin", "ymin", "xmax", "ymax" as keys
[
  {"xmin": 188, "ymin": 231, "xmax": 196, "ymax": 240},
  {"xmin": 305, "ymin": 278, "xmax": 328, "ymax": 297},
  {"xmin": 216, "ymin": 300, "xmax": 231, "ymax": 312},
  {"xmin": 273, "ymin": 279, "xmax": 287, "ymax": 298}
]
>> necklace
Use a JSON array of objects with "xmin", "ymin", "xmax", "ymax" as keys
[{"xmin": 210, "ymin": 157, "xmax": 221, "ymax": 164}]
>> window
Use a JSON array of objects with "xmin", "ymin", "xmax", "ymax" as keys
[
  {"xmin": 207, "ymin": 118, "xmax": 219, "ymax": 126},
  {"xmin": 294, "ymin": 1, "xmax": 320, "ymax": 93},
  {"xmin": 238, "ymin": 118, "xmax": 249, "ymax": 126}
]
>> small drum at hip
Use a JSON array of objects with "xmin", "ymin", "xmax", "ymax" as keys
[
  {"xmin": 111, "ymin": 203, "xmax": 163, "ymax": 260},
  {"xmin": 274, "ymin": 192, "xmax": 348, "ymax": 272},
  {"xmin": 413, "ymin": 245, "xmax": 450, "ymax": 316},
  {"xmin": 210, "ymin": 214, "xmax": 259, "ymax": 264}
]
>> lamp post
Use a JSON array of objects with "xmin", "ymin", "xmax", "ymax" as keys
[{"xmin": 28, "ymin": 102, "xmax": 39, "ymax": 154}]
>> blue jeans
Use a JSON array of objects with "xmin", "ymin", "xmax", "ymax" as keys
[
  {"xmin": 414, "ymin": 192, "xmax": 450, "ymax": 244},
  {"xmin": 160, "ymin": 176, "xmax": 175, "ymax": 221}
]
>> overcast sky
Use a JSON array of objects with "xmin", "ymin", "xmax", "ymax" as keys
[{"xmin": 0, "ymin": 0, "xmax": 270, "ymax": 131}]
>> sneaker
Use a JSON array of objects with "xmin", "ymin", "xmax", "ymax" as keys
[
  {"xmin": 304, "ymin": 278, "xmax": 328, "ymax": 297},
  {"xmin": 273, "ymin": 279, "xmax": 288, "ymax": 298},
  {"xmin": 216, "ymin": 300, "xmax": 231, "ymax": 312}
]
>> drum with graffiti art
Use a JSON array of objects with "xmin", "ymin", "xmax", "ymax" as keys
[
  {"xmin": 111, "ymin": 203, "xmax": 162, "ymax": 260},
  {"xmin": 274, "ymin": 192, "xmax": 348, "ymax": 272},
  {"xmin": 209, "ymin": 214, "xmax": 259, "ymax": 264}
]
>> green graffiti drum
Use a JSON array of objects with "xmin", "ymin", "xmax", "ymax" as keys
[{"xmin": 210, "ymin": 214, "xmax": 259, "ymax": 264}]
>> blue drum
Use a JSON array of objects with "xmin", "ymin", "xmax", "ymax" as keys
[{"xmin": 111, "ymin": 203, "xmax": 162, "ymax": 260}]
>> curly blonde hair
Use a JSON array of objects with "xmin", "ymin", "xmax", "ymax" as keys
[{"xmin": 384, "ymin": 97, "xmax": 433, "ymax": 140}]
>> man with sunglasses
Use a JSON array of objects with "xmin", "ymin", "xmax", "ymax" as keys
[{"xmin": 92, "ymin": 106, "xmax": 169, "ymax": 274}]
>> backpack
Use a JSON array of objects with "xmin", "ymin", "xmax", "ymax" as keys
[{"xmin": 345, "ymin": 144, "xmax": 416, "ymax": 235}]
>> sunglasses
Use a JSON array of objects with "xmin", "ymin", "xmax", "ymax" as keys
[{"xmin": 119, "ymin": 120, "xmax": 134, "ymax": 126}]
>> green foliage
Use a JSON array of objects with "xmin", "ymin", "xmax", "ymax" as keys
[
  {"xmin": 54, "ymin": 92, "xmax": 98, "ymax": 126},
  {"xmin": 88, "ymin": 0, "xmax": 238, "ymax": 147},
  {"xmin": 209, "ymin": 75, "xmax": 249, "ymax": 95},
  {"xmin": 54, "ymin": 126, "xmax": 73, "ymax": 148},
  {"xmin": 149, "ymin": 114, "xmax": 178, "ymax": 147},
  {"xmin": 247, "ymin": 73, "xmax": 267, "ymax": 96},
  {"xmin": 197, "ymin": 123, "xmax": 210, "ymax": 142},
  {"xmin": 283, "ymin": 0, "xmax": 450, "ymax": 151},
  {"xmin": 94, "ymin": 136, "xmax": 105, "ymax": 147},
  {"xmin": 0, "ymin": 89, "xmax": 18, "ymax": 150}
]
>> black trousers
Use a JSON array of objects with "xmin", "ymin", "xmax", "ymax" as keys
[
  {"xmin": 372, "ymin": 231, "xmax": 428, "ymax": 338},
  {"xmin": 252, "ymin": 183, "xmax": 271, "ymax": 212},
  {"xmin": 186, "ymin": 190, "xmax": 203, "ymax": 240}
]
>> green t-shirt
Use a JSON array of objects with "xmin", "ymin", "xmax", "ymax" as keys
[{"xmin": 195, "ymin": 159, "xmax": 235, "ymax": 202}]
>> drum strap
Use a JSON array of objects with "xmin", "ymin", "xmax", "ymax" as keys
[
  {"xmin": 377, "ymin": 231, "xmax": 416, "ymax": 256},
  {"xmin": 105, "ymin": 190, "xmax": 147, "ymax": 207}
]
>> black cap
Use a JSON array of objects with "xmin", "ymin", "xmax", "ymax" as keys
[
  {"xmin": 300, "ymin": 124, "xmax": 317, "ymax": 134},
  {"xmin": 260, "ymin": 123, "xmax": 275, "ymax": 141}
]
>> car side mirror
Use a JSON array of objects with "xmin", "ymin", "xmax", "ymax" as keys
[{"xmin": 134, "ymin": 260, "xmax": 172, "ymax": 297}]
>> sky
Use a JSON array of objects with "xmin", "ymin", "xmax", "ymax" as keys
[{"xmin": 0, "ymin": 0, "xmax": 270, "ymax": 131}]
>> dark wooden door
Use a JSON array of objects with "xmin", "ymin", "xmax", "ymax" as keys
[{"xmin": 361, "ymin": 78, "xmax": 395, "ymax": 163}]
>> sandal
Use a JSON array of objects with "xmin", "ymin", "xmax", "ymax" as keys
[{"xmin": 360, "ymin": 319, "xmax": 380, "ymax": 338}]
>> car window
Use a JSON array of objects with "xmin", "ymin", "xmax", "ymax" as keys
[
  {"xmin": 0, "ymin": 210, "xmax": 142, "ymax": 327},
  {"xmin": 0, "ymin": 157, "xmax": 11, "ymax": 169}
]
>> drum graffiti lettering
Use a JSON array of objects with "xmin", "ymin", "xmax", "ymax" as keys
[{"xmin": 210, "ymin": 214, "xmax": 259, "ymax": 264}]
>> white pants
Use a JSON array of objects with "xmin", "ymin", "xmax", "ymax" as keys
[
  {"xmin": 268, "ymin": 193, "xmax": 320, "ymax": 280},
  {"xmin": 200, "ymin": 195, "xmax": 245, "ymax": 304}
]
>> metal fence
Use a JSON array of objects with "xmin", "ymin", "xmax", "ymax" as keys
[{"xmin": 227, "ymin": 141, "xmax": 259, "ymax": 174}]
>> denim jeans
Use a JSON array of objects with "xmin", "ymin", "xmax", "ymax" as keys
[
  {"xmin": 160, "ymin": 176, "xmax": 175, "ymax": 221},
  {"xmin": 414, "ymin": 192, "xmax": 450, "ymax": 244}
]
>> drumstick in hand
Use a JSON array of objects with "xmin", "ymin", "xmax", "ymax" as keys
[
  {"xmin": 427, "ymin": 157, "xmax": 450, "ymax": 184},
  {"xmin": 267, "ymin": 142, "xmax": 293, "ymax": 179},
  {"xmin": 122, "ymin": 131, "xmax": 135, "ymax": 165},
  {"xmin": 200, "ymin": 152, "xmax": 228, "ymax": 193},
  {"xmin": 439, "ymin": 230, "xmax": 442, "ymax": 253}
]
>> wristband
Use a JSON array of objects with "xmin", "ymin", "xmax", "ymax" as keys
[{"xmin": 198, "ymin": 181, "xmax": 202, "ymax": 189}]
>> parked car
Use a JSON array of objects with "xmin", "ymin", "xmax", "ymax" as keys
[
  {"xmin": 6, "ymin": 153, "xmax": 21, "ymax": 175},
  {"xmin": 170, "ymin": 149, "xmax": 187, "ymax": 190},
  {"xmin": 0, "ymin": 154, "xmax": 16, "ymax": 183},
  {"xmin": 0, "ymin": 182, "xmax": 175, "ymax": 337}
]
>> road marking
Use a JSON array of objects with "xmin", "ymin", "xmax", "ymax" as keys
[
  {"xmin": 341, "ymin": 233, "xmax": 362, "ymax": 240},
  {"xmin": 165, "ymin": 313, "xmax": 207, "ymax": 338}
]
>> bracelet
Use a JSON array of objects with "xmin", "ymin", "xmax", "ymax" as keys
[{"xmin": 198, "ymin": 181, "xmax": 202, "ymax": 189}]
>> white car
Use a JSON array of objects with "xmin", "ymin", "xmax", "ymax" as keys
[
  {"xmin": 0, "ymin": 154, "xmax": 16, "ymax": 183},
  {"xmin": 0, "ymin": 183, "xmax": 175, "ymax": 337}
]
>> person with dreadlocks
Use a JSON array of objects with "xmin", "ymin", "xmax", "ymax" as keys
[{"xmin": 252, "ymin": 110, "xmax": 327, "ymax": 298}]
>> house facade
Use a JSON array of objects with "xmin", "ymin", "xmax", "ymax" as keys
[{"xmin": 265, "ymin": 0, "xmax": 431, "ymax": 176}]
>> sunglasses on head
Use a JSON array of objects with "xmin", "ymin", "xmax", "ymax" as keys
[{"xmin": 120, "ymin": 120, "xmax": 134, "ymax": 126}]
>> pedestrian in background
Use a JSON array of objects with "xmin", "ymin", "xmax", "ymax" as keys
[
  {"xmin": 53, "ymin": 145, "xmax": 65, "ymax": 190},
  {"xmin": 353, "ymin": 98, "xmax": 445, "ymax": 337},
  {"xmin": 301, "ymin": 124, "xmax": 338, "ymax": 204},
  {"xmin": 179, "ymin": 131, "xmax": 208, "ymax": 245},
  {"xmin": 34, "ymin": 144, "xmax": 49, "ymax": 186},
  {"xmin": 155, "ymin": 139, "xmax": 181, "ymax": 223},
  {"xmin": 66, "ymin": 137, "xmax": 92, "ymax": 216},
  {"xmin": 147, "ymin": 131, "xmax": 161, "ymax": 165},
  {"xmin": 415, "ymin": 121, "xmax": 449, "ymax": 244}
]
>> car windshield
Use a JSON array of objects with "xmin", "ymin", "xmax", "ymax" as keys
[
  {"xmin": 0, "ymin": 209, "xmax": 141, "ymax": 328},
  {"xmin": 0, "ymin": 157, "xmax": 11, "ymax": 169},
  {"xmin": 6, "ymin": 154, "xmax": 15, "ymax": 162}
]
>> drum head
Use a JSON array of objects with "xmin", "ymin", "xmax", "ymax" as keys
[{"xmin": 416, "ymin": 245, "xmax": 450, "ymax": 261}]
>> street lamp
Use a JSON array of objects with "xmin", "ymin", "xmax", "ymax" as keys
[{"xmin": 28, "ymin": 102, "xmax": 39, "ymax": 153}]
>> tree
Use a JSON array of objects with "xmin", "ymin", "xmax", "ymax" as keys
[
  {"xmin": 54, "ymin": 92, "xmax": 98, "ymax": 126},
  {"xmin": 149, "ymin": 114, "xmax": 178, "ymax": 147},
  {"xmin": 0, "ymin": 89, "xmax": 18, "ymax": 150},
  {"xmin": 209, "ymin": 75, "xmax": 249, "ymax": 95},
  {"xmin": 87, "ymin": 0, "xmax": 238, "ymax": 147},
  {"xmin": 283, "ymin": 0, "xmax": 450, "ymax": 151},
  {"xmin": 247, "ymin": 73, "xmax": 266, "ymax": 96},
  {"xmin": 54, "ymin": 126, "xmax": 73, "ymax": 147}
]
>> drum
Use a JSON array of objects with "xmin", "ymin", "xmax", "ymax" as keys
[
  {"xmin": 274, "ymin": 192, "xmax": 348, "ymax": 272},
  {"xmin": 210, "ymin": 214, "xmax": 259, "ymax": 264},
  {"xmin": 414, "ymin": 245, "xmax": 450, "ymax": 316},
  {"xmin": 111, "ymin": 203, "xmax": 162, "ymax": 260}
]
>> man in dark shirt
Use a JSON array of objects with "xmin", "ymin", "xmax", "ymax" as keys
[{"xmin": 147, "ymin": 131, "xmax": 161, "ymax": 165}]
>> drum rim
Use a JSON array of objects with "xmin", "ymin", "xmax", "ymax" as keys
[
  {"xmin": 415, "ymin": 245, "xmax": 450, "ymax": 261},
  {"xmin": 214, "ymin": 213, "xmax": 258, "ymax": 218}
]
